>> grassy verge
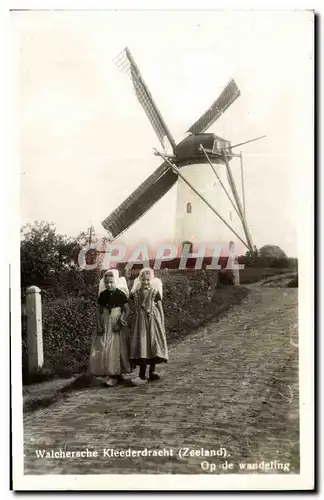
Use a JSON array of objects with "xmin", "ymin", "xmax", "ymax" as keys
[{"xmin": 239, "ymin": 268, "xmax": 294, "ymax": 284}]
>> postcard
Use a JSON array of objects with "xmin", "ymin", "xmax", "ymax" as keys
[{"xmin": 10, "ymin": 5, "xmax": 314, "ymax": 492}]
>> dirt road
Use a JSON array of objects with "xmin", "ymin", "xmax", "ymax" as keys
[{"xmin": 23, "ymin": 286, "xmax": 299, "ymax": 475}]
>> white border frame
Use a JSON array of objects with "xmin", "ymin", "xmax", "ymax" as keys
[{"xmin": 5, "ymin": 1, "xmax": 316, "ymax": 492}]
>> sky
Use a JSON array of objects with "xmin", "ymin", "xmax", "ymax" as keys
[{"xmin": 13, "ymin": 9, "xmax": 313, "ymax": 257}]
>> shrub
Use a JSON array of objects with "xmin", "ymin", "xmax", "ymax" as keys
[
  {"xmin": 259, "ymin": 244, "xmax": 287, "ymax": 259},
  {"xmin": 42, "ymin": 296, "xmax": 96, "ymax": 374}
]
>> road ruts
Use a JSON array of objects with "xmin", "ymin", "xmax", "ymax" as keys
[{"xmin": 23, "ymin": 287, "xmax": 298, "ymax": 475}]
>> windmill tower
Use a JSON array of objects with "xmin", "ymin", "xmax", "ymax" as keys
[
  {"xmin": 102, "ymin": 47, "xmax": 259, "ymax": 255},
  {"xmin": 173, "ymin": 133, "xmax": 243, "ymax": 250}
]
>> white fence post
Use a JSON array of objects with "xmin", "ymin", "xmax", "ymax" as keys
[
  {"xmin": 26, "ymin": 286, "xmax": 43, "ymax": 372},
  {"xmin": 233, "ymin": 268, "xmax": 240, "ymax": 285}
]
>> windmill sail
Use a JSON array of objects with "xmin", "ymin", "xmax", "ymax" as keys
[
  {"xmin": 102, "ymin": 162, "xmax": 177, "ymax": 240},
  {"xmin": 187, "ymin": 79, "xmax": 240, "ymax": 135},
  {"xmin": 130, "ymin": 67, "xmax": 169, "ymax": 151},
  {"xmin": 115, "ymin": 47, "xmax": 177, "ymax": 153}
]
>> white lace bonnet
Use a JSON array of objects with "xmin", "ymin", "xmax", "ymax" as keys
[
  {"xmin": 98, "ymin": 269, "xmax": 130, "ymax": 297},
  {"xmin": 130, "ymin": 267, "xmax": 163, "ymax": 299}
]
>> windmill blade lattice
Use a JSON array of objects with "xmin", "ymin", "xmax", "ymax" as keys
[
  {"xmin": 102, "ymin": 161, "xmax": 177, "ymax": 240},
  {"xmin": 187, "ymin": 79, "xmax": 241, "ymax": 135},
  {"xmin": 115, "ymin": 48, "xmax": 176, "ymax": 153}
]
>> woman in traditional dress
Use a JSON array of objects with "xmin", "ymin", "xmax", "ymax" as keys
[
  {"xmin": 128, "ymin": 267, "xmax": 168, "ymax": 386},
  {"xmin": 89, "ymin": 270, "xmax": 131, "ymax": 387}
]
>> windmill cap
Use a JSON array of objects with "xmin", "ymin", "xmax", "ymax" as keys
[{"xmin": 175, "ymin": 133, "xmax": 232, "ymax": 165}]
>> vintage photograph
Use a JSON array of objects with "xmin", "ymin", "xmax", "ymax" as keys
[{"xmin": 12, "ymin": 7, "xmax": 314, "ymax": 491}]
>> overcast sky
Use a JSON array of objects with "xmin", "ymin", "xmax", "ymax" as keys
[{"xmin": 14, "ymin": 10, "xmax": 313, "ymax": 257}]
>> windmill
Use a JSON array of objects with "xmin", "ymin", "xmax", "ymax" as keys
[{"xmin": 102, "ymin": 47, "xmax": 264, "ymax": 254}]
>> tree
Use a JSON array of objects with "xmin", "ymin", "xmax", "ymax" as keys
[
  {"xmin": 20, "ymin": 221, "xmax": 81, "ymax": 288},
  {"xmin": 259, "ymin": 245, "xmax": 287, "ymax": 259}
]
